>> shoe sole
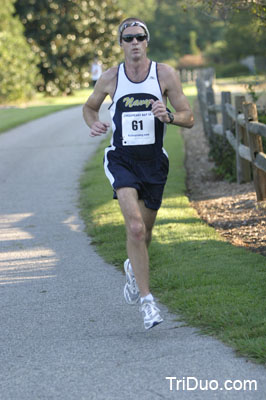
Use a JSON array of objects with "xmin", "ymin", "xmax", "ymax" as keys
[{"xmin": 145, "ymin": 317, "xmax": 163, "ymax": 330}]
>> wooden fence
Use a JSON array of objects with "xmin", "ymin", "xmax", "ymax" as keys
[{"xmin": 196, "ymin": 68, "xmax": 266, "ymax": 202}]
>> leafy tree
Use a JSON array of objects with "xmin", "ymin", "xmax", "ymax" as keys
[
  {"xmin": 117, "ymin": 0, "xmax": 224, "ymax": 64},
  {"xmin": 204, "ymin": 40, "xmax": 227, "ymax": 64},
  {"xmin": 146, "ymin": 0, "xmax": 224, "ymax": 64},
  {"xmin": 147, "ymin": 0, "xmax": 193, "ymax": 61},
  {"xmin": 184, "ymin": 0, "xmax": 266, "ymax": 26},
  {"xmin": 0, "ymin": 0, "xmax": 39, "ymax": 102},
  {"xmin": 117, "ymin": 0, "xmax": 156, "ymax": 22},
  {"xmin": 204, "ymin": 9, "xmax": 266, "ymax": 75},
  {"xmin": 189, "ymin": 31, "xmax": 201, "ymax": 55},
  {"xmin": 15, "ymin": 0, "xmax": 123, "ymax": 95},
  {"xmin": 223, "ymin": 10, "xmax": 266, "ymax": 61}
]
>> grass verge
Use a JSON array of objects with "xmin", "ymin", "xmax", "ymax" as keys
[
  {"xmin": 79, "ymin": 96, "xmax": 266, "ymax": 365},
  {"xmin": 0, "ymin": 89, "xmax": 92, "ymax": 133}
]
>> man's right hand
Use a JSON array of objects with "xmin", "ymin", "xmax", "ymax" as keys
[{"xmin": 90, "ymin": 121, "xmax": 110, "ymax": 137}]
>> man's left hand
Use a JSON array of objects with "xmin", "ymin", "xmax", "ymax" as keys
[{"xmin": 150, "ymin": 99, "xmax": 169, "ymax": 123}]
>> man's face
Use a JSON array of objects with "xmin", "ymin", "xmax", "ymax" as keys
[{"xmin": 121, "ymin": 26, "xmax": 148, "ymax": 61}]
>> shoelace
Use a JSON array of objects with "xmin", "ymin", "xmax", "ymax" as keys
[
  {"xmin": 129, "ymin": 276, "xmax": 138, "ymax": 294},
  {"xmin": 142, "ymin": 302, "xmax": 159, "ymax": 316}
]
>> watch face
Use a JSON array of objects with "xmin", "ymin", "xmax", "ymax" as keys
[{"xmin": 168, "ymin": 112, "xmax": 174, "ymax": 123}]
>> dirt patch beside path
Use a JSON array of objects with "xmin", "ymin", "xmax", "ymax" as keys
[{"xmin": 182, "ymin": 101, "xmax": 266, "ymax": 257}]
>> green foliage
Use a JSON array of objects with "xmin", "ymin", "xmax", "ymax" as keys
[
  {"xmin": 117, "ymin": 0, "xmax": 266, "ymax": 66},
  {"xmin": 188, "ymin": 0, "xmax": 266, "ymax": 27},
  {"xmin": 204, "ymin": 40, "xmax": 227, "ymax": 64},
  {"xmin": 206, "ymin": 76, "xmax": 266, "ymax": 179},
  {"xmin": 116, "ymin": 0, "xmax": 225, "ymax": 63},
  {"xmin": 15, "ymin": 0, "xmax": 123, "ymax": 95},
  {"xmin": 223, "ymin": 11, "xmax": 266, "ymax": 61},
  {"xmin": 258, "ymin": 113, "xmax": 266, "ymax": 153},
  {"xmin": 208, "ymin": 135, "xmax": 236, "ymax": 182},
  {"xmin": 117, "ymin": 0, "xmax": 156, "ymax": 22},
  {"xmin": 259, "ymin": 114, "xmax": 266, "ymax": 124},
  {"xmin": 246, "ymin": 80, "xmax": 262, "ymax": 103},
  {"xmin": 214, "ymin": 62, "xmax": 250, "ymax": 78},
  {"xmin": 204, "ymin": 10, "xmax": 266, "ymax": 74},
  {"xmin": 189, "ymin": 31, "xmax": 200, "ymax": 55},
  {"xmin": 0, "ymin": 0, "xmax": 39, "ymax": 102},
  {"xmin": 149, "ymin": 1, "xmax": 206, "ymax": 61}
]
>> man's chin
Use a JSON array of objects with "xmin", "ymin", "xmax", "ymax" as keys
[{"xmin": 131, "ymin": 53, "xmax": 141, "ymax": 61}]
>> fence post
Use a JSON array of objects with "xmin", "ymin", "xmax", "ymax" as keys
[
  {"xmin": 243, "ymin": 102, "xmax": 266, "ymax": 201},
  {"xmin": 221, "ymin": 92, "xmax": 232, "ymax": 137},
  {"xmin": 206, "ymin": 84, "xmax": 217, "ymax": 139},
  {"xmin": 196, "ymin": 77, "xmax": 209, "ymax": 137},
  {"xmin": 235, "ymin": 95, "xmax": 251, "ymax": 183}
]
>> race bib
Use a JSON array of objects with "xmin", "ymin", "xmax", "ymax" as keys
[{"xmin": 122, "ymin": 111, "xmax": 155, "ymax": 146}]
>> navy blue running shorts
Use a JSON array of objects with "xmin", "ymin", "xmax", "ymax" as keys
[{"xmin": 104, "ymin": 147, "xmax": 169, "ymax": 211}]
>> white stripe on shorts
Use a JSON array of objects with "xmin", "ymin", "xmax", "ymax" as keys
[{"xmin": 104, "ymin": 145, "xmax": 116, "ymax": 186}]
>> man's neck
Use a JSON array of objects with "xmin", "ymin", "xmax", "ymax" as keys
[{"xmin": 124, "ymin": 58, "xmax": 151, "ymax": 82}]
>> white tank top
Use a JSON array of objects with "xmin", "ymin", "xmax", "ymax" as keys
[{"xmin": 108, "ymin": 61, "xmax": 167, "ymax": 160}]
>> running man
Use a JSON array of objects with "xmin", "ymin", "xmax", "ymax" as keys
[{"xmin": 83, "ymin": 17, "xmax": 194, "ymax": 330}]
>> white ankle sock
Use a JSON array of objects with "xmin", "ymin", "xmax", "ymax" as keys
[{"xmin": 141, "ymin": 293, "xmax": 154, "ymax": 303}]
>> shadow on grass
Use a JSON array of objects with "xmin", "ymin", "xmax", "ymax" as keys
[{"xmin": 157, "ymin": 217, "xmax": 200, "ymax": 225}]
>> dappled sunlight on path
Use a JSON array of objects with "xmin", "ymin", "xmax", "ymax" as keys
[{"xmin": 0, "ymin": 213, "xmax": 57, "ymax": 285}]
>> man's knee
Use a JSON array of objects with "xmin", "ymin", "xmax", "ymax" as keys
[{"xmin": 127, "ymin": 217, "xmax": 146, "ymax": 243}]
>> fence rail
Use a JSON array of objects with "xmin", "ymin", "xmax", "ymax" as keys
[{"xmin": 196, "ymin": 69, "xmax": 266, "ymax": 202}]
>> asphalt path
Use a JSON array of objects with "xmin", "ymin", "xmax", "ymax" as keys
[{"xmin": 0, "ymin": 105, "xmax": 265, "ymax": 399}]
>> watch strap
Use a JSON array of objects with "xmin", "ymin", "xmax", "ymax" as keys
[{"xmin": 167, "ymin": 112, "xmax": 174, "ymax": 124}]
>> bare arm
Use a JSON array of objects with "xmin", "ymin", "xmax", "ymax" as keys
[
  {"xmin": 82, "ymin": 67, "xmax": 117, "ymax": 136},
  {"xmin": 151, "ymin": 64, "xmax": 194, "ymax": 128}
]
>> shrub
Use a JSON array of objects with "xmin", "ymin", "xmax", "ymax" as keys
[
  {"xmin": 208, "ymin": 135, "xmax": 236, "ymax": 182},
  {"xmin": 214, "ymin": 62, "xmax": 250, "ymax": 78},
  {"xmin": 258, "ymin": 113, "xmax": 266, "ymax": 153},
  {"xmin": 0, "ymin": 0, "xmax": 39, "ymax": 102},
  {"xmin": 0, "ymin": 31, "xmax": 40, "ymax": 102}
]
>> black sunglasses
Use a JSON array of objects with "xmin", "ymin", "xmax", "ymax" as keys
[{"xmin": 122, "ymin": 34, "xmax": 147, "ymax": 43}]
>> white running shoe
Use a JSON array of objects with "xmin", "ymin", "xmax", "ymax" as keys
[
  {"xmin": 140, "ymin": 300, "xmax": 163, "ymax": 330},
  {"xmin": 123, "ymin": 259, "xmax": 140, "ymax": 305}
]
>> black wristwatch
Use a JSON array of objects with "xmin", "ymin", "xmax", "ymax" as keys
[{"xmin": 167, "ymin": 112, "xmax": 174, "ymax": 124}]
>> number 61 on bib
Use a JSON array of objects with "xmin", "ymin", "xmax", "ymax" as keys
[{"xmin": 122, "ymin": 111, "xmax": 155, "ymax": 146}]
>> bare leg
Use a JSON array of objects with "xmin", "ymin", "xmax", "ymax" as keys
[
  {"xmin": 138, "ymin": 199, "xmax": 157, "ymax": 248},
  {"xmin": 116, "ymin": 187, "xmax": 157, "ymax": 297}
]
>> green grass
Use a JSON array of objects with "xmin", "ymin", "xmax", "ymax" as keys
[
  {"xmin": 0, "ymin": 89, "xmax": 92, "ymax": 133},
  {"xmin": 182, "ymin": 83, "xmax": 198, "ymax": 97},
  {"xmin": 79, "ymin": 95, "xmax": 266, "ymax": 365}
]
